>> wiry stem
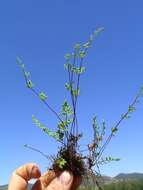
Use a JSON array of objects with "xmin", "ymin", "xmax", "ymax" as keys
[
  {"xmin": 74, "ymin": 53, "xmax": 86, "ymax": 136},
  {"xmin": 70, "ymin": 51, "xmax": 78, "ymax": 136},
  {"xmin": 24, "ymin": 144, "xmax": 53, "ymax": 161},
  {"xmin": 21, "ymin": 67, "xmax": 64, "ymax": 124},
  {"xmin": 95, "ymin": 91, "xmax": 141, "ymax": 162}
]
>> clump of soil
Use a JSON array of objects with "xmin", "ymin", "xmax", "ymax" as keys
[{"xmin": 52, "ymin": 135, "xmax": 86, "ymax": 177}]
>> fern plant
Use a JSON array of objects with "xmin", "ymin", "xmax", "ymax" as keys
[{"xmin": 17, "ymin": 28, "xmax": 143, "ymax": 190}]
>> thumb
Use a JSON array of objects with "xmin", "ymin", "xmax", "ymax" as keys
[
  {"xmin": 47, "ymin": 171, "xmax": 73, "ymax": 190},
  {"xmin": 8, "ymin": 163, "xmax": 41, "ymax": 190}
]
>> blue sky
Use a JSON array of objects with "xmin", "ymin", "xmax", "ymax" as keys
[{"xmin": 0, "ymin": 0, "xmax": 143, "ymax": 185}]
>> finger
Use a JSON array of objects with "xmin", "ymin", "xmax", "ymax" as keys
[
  {"xmin": 71, "ymin": 176, "xmax": 81, "ymax": 190},
  {"xmin": 8, "ymin": 163, "xmax": 41, "ymax": 190},
  {"xmin": 32, "ymin": 170, "xmax": 57, "ymax": 190},
  {"xmin": 32, "ymin": 170, "xmax": 81, "ymax": 190},
  {"xmin": 46, "ymin": 171, "xmax": 73, "ymax": 190}
]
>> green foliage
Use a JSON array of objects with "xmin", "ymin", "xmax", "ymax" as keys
[
  {"xmin": 17, "ymin": 56, "xmax": 34, "ymax": 89},
  {"xmin": 61, "ymin": 101, "xmax": 73, "ymax": 116},
  {"xmin": 39, "ymin": 92, "xmax": 48, "ymax": 101},
  {"xmin": 83, "ymin": 42, "xmax": 91, "ymax": 49},
  {"xmin": 57, "ymin": 101, "xmax": 73, "ymax": 137},
  {"xmin": 63, "ymin": 28, "xmax": 105, "ymax": 147},
  {"xmin": 65, "ymin": 83, "xmax": 72, "ymax": 91},
  {"xmin": 25, "ymin": 71, "xmax": 31, "ymax": 77},
  {"xmin": 56, "ymin": 157, "xmax": 67, "ymax": 169},
  {"xmin": 16, "ymin": 56, "xmax": 24, "ymax": 68},
  {"xmin": 64, "ymin": 64, "xmax": 85, "ymax": 75},
  {"xmin": 64, "ymin": 53, "xmax": 71, "ymax": 60},
  {"xmin": 71, "ymin": 66, "xmax": 85, "ymax": 74},
  {"xmin": 64, "ymin": 63, "xmax": 72, "ymax": 70},
  {"xmin": 79, "ymin": 51, "xmax": 86, "ymax": 58},
  {"xmin": 104, "ymin": 179, "xmax": 143, "ymax": 190},
  {"xmin": 57, "ymin": 121, "xmax": 68, "ymax": 131},
  {"xmin": 101, "ymin": 121, "xmax": 106, "ymax": 137},
  {"xmin": 72, "ymin": 88, "xmax": 80, "ymax": 97},
  {"xmin": 65, "ymin": 82, "xmax": 81, "ymax": 97},
  {"xmin": 128, "ymin": 105, "xmax": 136, "ymax": 113},
  {"xmin": 93, "ymin": 116, "xmax": 99, "ymax": 129},
  {"xmin": 105, "ymin": 156, "xmax": 120, "ymax": 162},
  {"xmin": 123, "ymin": 114, "xmax": 131, "ymax": 119},
  {"xmin": 27, "ymin": 80, "xmax": 33, "ymax": 88},
  {"xmin": 92, "ymin": 116, "xmax": 100, "ymax": 140},
  {"xmin": 32, "ymin": 115, "xmax": 60, "ymax": 141},
  {"xmin": 111, "ymin": 127, "xmax": 118, "ymax": 134},
  {"xmin": 93, "ymin": 27, "xmax": 104, "ymax": 37},
  {"xmin": 74, "ymin": 43, "xmax": 81, "ymax": 51},
  {"xmin": 81, "ymin": 27, "xmax": 104, "ymax": 51}
]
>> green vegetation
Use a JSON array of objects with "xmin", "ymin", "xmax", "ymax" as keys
[
  {"xmin": 17, "ymin": 28, "xmax": 143, "ymax": 190},
  {"xmin": 104, "ymin": 180, "xmax": 143, "ymax": 190}
]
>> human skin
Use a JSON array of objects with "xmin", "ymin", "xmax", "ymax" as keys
[{"xmin": 8, "ymin": 163, "xmax": 75, "ymax": 190}]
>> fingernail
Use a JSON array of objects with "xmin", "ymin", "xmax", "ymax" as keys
[{"xmin": 58, "ymin": 171, "xmax": 72, "ymax": 185}]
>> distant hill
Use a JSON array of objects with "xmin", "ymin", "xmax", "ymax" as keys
[
  {"xmin": 114, "ymin": 172, "xmax": 143, "ymax": 181},
  {"xmin": 0, "ymin": 185, "xmax": 8, "ymax": 190},
  {"xmin": 79, "ymin": 172, "xmax": 143, "ymax": 189}
]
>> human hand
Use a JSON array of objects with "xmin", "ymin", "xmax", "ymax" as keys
[{"xmin": 8, "ymin": 163, "xmax": 77, "ymax": 190}]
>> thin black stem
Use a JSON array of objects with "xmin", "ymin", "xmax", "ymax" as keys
[
  {"xmin": 64, "ymin": 114, "xmax": 69, "ymax": 145},
  {"xmin": 22, "ymin": 67, "xmax": 64, "ymax": 124},
  {"xmin": 69, "ymin": 51, "xmax": 78, "ymax": 135},
  {"xmin": 74, "ymin": 57, "xmax": 84, "ymax": 136},
  {"xmin": 96, "ymin": 92, "xmax": 140, "ymax": 162},
  {"xmin": 24, "ymin": 144, "xmax": 53, "ymax": 161},
  {"xmin": 31, "ymin": 88, "xmax": 64, "ymax": 124},
  {"xmin": 67, "ymin": 66, "xmax": 75, "ymax": 134},
  {"xmin": 74, "ymin": 48, "xmax": 89, "ymax": 136}
]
